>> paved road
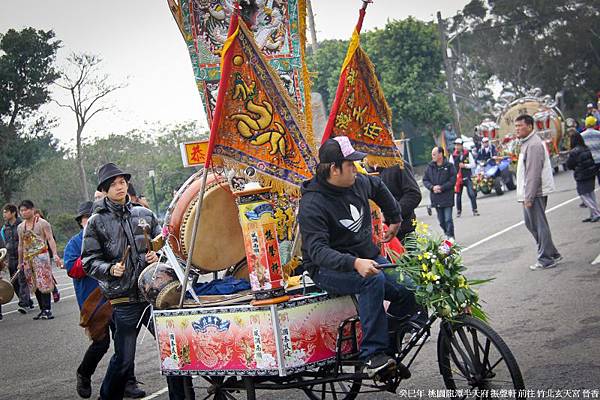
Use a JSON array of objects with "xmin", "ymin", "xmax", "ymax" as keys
[{"xmin": 1, "ymin": 172, "xmax": 599, "ymax": 400}]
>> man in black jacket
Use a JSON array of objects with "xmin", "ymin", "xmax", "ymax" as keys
[
  {"xmin": 298, "ymin": 137, "xmax": 416, "ymax": 378},
  {"xmin": 372, "ymin": 162, "xmax": 422, "ymax": 242},
  {"xmin": 423, "ymin": 147, "xmax": 457, "ymax": 239},
  {"xmin": 82, "ymin": 163, "xmax": 192, "ymax": 400}
]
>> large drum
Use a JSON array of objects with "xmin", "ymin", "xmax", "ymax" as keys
[
  {"xmin": 164, "ymin": 170, "xmax": 246, "ymax": 272},
  {"xmin": 138, "ymin": 262, "xmax": 182, "ymax": 309}
]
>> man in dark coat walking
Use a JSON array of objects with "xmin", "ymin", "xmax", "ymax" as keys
[
  {"xmin": 423, "ymin": 147, "xmax": 457, "ymax": 239},
  {"xmin": 82, "ymin": 163, "xmax": 192, "ymax": 400}
]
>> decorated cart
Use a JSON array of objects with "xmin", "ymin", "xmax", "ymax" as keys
[
  {"xmin": 138, "ymin": 1, "xmax": 528, "ymax": 398},
  {"xmin": 493, "ymin": 88, "xmax": 566, "ymax": 172}
]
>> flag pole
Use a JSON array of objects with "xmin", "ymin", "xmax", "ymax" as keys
[
  {"xmin": 321, "ymin": 0, "xmax": 372, "ymax": 144},
  {"xmin": 178, "ymin": 7, "xmax": 240, "ymax": 308}
]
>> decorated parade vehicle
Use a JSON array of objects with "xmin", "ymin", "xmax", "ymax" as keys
[
  {"xmin": 471, "ymin": 119, "xmax": 515, "ymax": 196},
  {"xmin": 126, "ymin": 1, "xmax": 528, "ymax": 398},
  {"xmin": 494, "ymin": 88, "xmax": 565, "ymax": 173}
]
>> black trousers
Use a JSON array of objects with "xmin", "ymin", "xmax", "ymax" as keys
[
  {"xmin": 77, "ymin": 323, "xmax": 136, "ymax": 381},
  {"xmin": 35, "ymin": 290, "xmax": 51, "ymax": 311}
]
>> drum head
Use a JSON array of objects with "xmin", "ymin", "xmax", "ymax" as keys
[
  {"xmin": 155, "ymin": 281, "xmax": 182, "ymax": 309},
  {"xmin": 0, "ymin": 248, "xmax": 7, "ymax": 263},
  {"xmin": 0, "ymin": 279, "xmax": 14, "ymax": 305},
  {"xmin": 138, "ymin": 262, "xmax": 179, "ymax": 308},
  {"xmin": 180, "ymin": 181, "xmax": 246, "ymax": 271}
]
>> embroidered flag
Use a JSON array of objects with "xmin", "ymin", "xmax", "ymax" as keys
[
  {"xmin": 167, "ymin": 0, "xmax": 314, "ymax": 141},
  {"xmin": 322, "ymin": 7, "xmax": 403, "ymax": 168},
  {"xmin": 204, "ymin": 12, "xmax": 317, "ymax": 192}
]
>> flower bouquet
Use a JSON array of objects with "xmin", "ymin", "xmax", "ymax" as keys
[{"xmin": 387, "ymin": 221, "xmax": 492, "ymax": 321}]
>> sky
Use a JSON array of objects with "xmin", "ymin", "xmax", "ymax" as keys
[{"xmin": 0, "ymin": 0, "xmax": 469, "ymax": 147}]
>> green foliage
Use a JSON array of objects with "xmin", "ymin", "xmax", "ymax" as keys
[
  {"xmin": 0, "ymin": 28, "xmax": 61, "ymax": 125},
  {"xmin": 307, "ymin": 39, "xmax": 348, "ymax": 108},
  {"xmin": 0, "ymin": 27, "xmax": 61, "ymax": 203}
]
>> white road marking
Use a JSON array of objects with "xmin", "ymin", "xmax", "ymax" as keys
[
  {"xmin": 2, "ymin": 293, "xmax": 77, "ymax": 315},
  {"xmin": 592, "ymin": 253, "xmax": 600, "ymax": 265},
  {"xmin": 463, "ymin": 194, "xmax": 583, "ymax": 253},
  {"xmin": 141, "ymin": 387, "xmax": 169, "ymax": 399}
]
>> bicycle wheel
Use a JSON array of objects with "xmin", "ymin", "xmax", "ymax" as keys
[
  {"xmin": 437, "ymin": 315, "xmax": 525, "ymax": 398},
  {"xmin": 300, "ymin": 365, "xmax": 362, "ymax": 400}
]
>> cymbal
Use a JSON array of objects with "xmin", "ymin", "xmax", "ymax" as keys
[{"xmin": 0, "ymin": 279, "xmax": 14, "ymax": 305}]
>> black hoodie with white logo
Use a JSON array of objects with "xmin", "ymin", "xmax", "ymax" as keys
[{"xmin": 298, "ymin": 173, "xmax": 401, "ymax": 276}]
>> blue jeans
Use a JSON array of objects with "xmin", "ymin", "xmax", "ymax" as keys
[
  {"xmin": 312, "ymin": 255, "xmax": 416, "ymax": 360},
  {"xmin": 100, "ymin": 302, "xmax": 192, "ymax": 400},
  {"xmin": 435, "ymin": 206, "xmax": 454, "ymax": 238}
]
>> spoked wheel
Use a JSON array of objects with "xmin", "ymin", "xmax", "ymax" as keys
[
  {"xmin": 437, "ymin": 315, "xmax": 525, "ymax": 399},
  {"xmin": 300, "ymin": 364, "xmax": 362, "ymax": 400},
  {"xmin": 202, "ymin": 376, "xmax": 248, "ymax": 400}
]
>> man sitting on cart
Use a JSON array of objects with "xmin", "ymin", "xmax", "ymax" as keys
[{"xmin": 298, "ymin": 136, "xmax": 417, "ymax": 378}]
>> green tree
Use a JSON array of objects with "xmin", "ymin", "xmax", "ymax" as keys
[
  {"xmin": 0, "ymin": 28, "xmax": 61, "ymax": 203},
  {"xmin": 452, "ymin": 0, "xmax": 600, "ymax": 117}
]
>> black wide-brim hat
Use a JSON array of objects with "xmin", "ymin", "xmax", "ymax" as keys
[
  {"xmin": 75, "ymin": 201, "xmax": 94, "ymax": 223},
  {"xmin": 96, "ymin": 162, "xmax": 131, "ymax": 191}
]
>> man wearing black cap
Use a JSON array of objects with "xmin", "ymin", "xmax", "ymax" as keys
[
  {"xmin": 298, "ymin": 136, "xmax": 417, "ymax": 378},
  {"xmin": 81, "ymin": 163, "xmax": 192, "ymax": 400},
  {"xmin": 65, "ymin": 201, "xmax": 144, "ymax": 399}
]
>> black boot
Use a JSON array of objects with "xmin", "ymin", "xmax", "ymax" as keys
[
  {"xmin": 76, "ymin": 372, "xmax": 92, "ymax": 399},
  {"xmin": 124, "ymin": 380, "xmax": 146, "ymax": 399}
]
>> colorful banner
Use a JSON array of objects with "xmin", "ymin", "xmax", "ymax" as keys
[
  {"xmin": 322, "ymin": 7, "xmax": 402, "ymax": 168},
  {"xmin": 205, "ymin": 14, "xmax": 317, "ymax": 191},
  {"xmin": 154, "ymin": 294, "xmax": 361, "ymax": 375},
  {"xmin": 168, "ymin": 0, "xmax": 313, "ymax": 142}
]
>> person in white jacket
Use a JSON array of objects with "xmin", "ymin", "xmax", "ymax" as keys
[{"xmin": 515, "ymin": 114, "xmax": 562, "ymax": 271}]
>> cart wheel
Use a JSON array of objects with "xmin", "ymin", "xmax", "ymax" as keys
[
  {"xmin": 203, "ymin": 376, "xmax": 244, "ymax": 400},
  {"xmin": 437, "ymin": 315, "xmax": 525, "ymax": 398},
  {"xmin": 300, "ymin": 365, "xmax": 362, "ymax": 400}
]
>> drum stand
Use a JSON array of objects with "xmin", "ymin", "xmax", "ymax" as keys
[{"xmin": 161, "ymin": 243, "xmax": 200, "ymax": 304}]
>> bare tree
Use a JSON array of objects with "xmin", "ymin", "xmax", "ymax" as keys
[{"xmin": 55, "ymin": 53, "xmax": 126, "ymax": 200}]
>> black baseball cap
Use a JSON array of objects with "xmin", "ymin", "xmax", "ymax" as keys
[{"xmin": 319, "ymin": 136, "xmax": 367, "ymax": 163}]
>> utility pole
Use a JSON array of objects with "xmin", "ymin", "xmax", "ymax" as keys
[
  {"xmin": 437, "ymin": 11, "xmax": 462, "ymax": 138},
  {"xmin": 306, "ymin": 0, "xmax": 318, "ymax": 53}
]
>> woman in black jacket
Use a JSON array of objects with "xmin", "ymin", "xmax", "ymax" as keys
[{"xmin": 566, "ymin": 131, "xmax": 600, "ymax": 222}]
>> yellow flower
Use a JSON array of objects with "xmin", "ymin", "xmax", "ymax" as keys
[
  {"xmin": 423, "ymin": 252, "xmax": 431, "ymax": 259},
  {"xmin": 422, "ymin": 263, "xmax": 428, "ymax": 271},
  {"xmin": 458, "ymin": 275, "xmax": 467, "ymax": 288},
  {"xmin": 417, "ymin": 255, "xmax": 423, "ymax": 260}
]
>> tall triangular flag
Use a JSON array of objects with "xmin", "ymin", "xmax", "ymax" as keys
[
  {"xmin": 204, "ymin": 12, "xmax": 317, "ymax": 192},
  {"xmin": 322, "ymin": 5, "xmax": 403, "ymax": 168}
]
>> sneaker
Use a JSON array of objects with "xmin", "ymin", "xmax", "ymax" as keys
[
  {"xmin": 456, "ymin": 211, "xmax": 462, "ymax": 218},
  {"xmin": 553, "ymin": 255, "xmax": 563, "ymax": 263},
  {"xmin": 76, "ymin": 372, "xmax": 92, "ymax": 399},
  {"xmin": 582, "ymin": 217, "xmax": 593, "ymax": 222},
  {"xmin": 473, "ymin": 210, "xmax": 480, "ymax": 216},
  {"xmin": 18, "ymin": 306, "xmax": 27, "ymax": 314},
  {"xmin": 529, "ymin": 261, "xmax": 558, "ymax": 271},
  {"xmin": 591, "ymin": 216, "xmax": 600, "ymax": 223},
  {"xmin": 124, "ymin": 380, "xmax": 146, "ymax": 398},
  {"xmin": 0, "ymin": 314, "xmax": 3, "ymax": 321},
  {"xmin": 53, "ymin": 290, "xmax": 60, "ymax": 303},
  {"xmin": 33, "ymin": 311, "xmax": 44, "ymax": 320},
  {"xmin": 40, "ymin": 310, "xmax": 54, "ymax": 320},
  {"xmin": 579, "ymin": 202, "xmax": 587, "ymax": 208},
  {"xmin": 364, "ymin": 353, "xmax": 396, "ymax": 378}
]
